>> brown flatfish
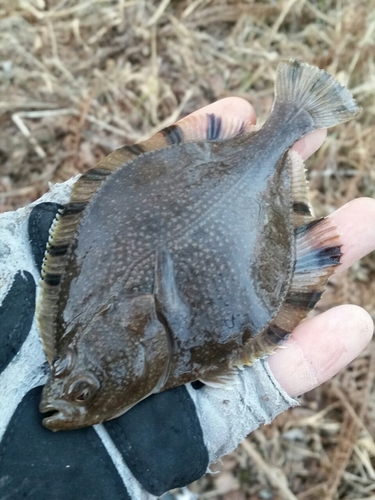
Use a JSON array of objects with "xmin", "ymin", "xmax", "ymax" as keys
[{"xmin": 37, "ymin": 60, "xmax": 361, "ymax": 430}]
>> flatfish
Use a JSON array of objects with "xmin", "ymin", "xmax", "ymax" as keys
[{"xmin": 37, "ymin": 60, "xmax": 360, "ymax": 430}]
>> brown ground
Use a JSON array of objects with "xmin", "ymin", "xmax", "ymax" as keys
[{"xmin": 1, "ymin": 1, "xmax": 375, "ymax": 499}]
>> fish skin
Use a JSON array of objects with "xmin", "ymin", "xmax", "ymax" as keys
[
  {"xmin": 37, "ymin": 61, "xmax": 360, "ymax": 430},
  {"xmin": 40, "ymin": 293, "xmax": 171, "ymax": 428}
]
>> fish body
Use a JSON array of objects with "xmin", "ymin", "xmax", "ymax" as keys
[{"xmin": 37, "ymin": 61, "xmax": 360, "ymax": 430}]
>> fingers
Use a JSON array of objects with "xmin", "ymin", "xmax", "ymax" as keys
[
  {"xmin": 269, "ymin": 198, "xmax": 375, "ymax": 397},
  {"xmin": 268, "ymin": 305, "xmax": 374, "ymax": 397},
  {"xmin": 181, "ymin": 97, "xmax": 327, "ymax": 160},
  {"xmin": 328, "ymin": 197, "xmax": 375, "ymax": 272},
  {"xmin": 185, "ymin": 97, "xmax": 257, "ymax": 126},
  {"xmin": 291, "ymin": 129, "xmax": 327, "ymax": 160}
]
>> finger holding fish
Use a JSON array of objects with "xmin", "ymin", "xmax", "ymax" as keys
[{"xmin": 268, "ymin": 304, "xmax": 374, "ymax": 398}]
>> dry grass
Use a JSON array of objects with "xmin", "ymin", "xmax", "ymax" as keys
[{"xmin": 1, "ymin": 1, "xmax": 375, "ymax": 498}]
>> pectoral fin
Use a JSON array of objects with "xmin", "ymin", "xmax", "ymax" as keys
[
  {"xmin": 198, "ymin": 366, "xmax": 239, "ymax": 389},
  {"xmin": 154, "ymin": 247, "xmax": 191, "ymax": 343}
]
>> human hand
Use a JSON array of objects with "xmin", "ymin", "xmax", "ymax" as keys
[{"xmin": 0, "ymin": 97, "xmax": 373, "ymax": 500}]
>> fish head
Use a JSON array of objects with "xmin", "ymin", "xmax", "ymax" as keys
[{"xmin": 40, "ymin": 294, "xmax": 170, "ymax": 431}]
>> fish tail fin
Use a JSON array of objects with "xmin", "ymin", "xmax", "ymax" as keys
[{"xmin": 274, "ymin": 59, "xmax": 361, "ymax": 128}]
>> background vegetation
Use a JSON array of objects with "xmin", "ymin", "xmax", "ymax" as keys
[{"xmin": 1, "ymin": 1, "xmax": 375, "ymax": 498}]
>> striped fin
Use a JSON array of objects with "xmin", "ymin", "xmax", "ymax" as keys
[
  {"xmin": 232, "ymin": 216, "xmax": 342, "ymax": 368},
  {"xmin": 52, "ymin": 111, "xmax": 254, "ymax": 238},
  {"xmin": 231, "ymin": 151, "xmax": 342, "ymax": 367},
  {"xmin": 262, "ymin": 217, "xmax": 342, "ymax": 345},
  {"xmin": 37, "ymin": 112, "xmax": 255, "ymax": 362},
  {"xmin": 172, "ymin": 112, "xmax": 255, "ymax": 142},
  {"xmin": 288, "ymin": 149, "xmax": 315, "ymax": 227}
]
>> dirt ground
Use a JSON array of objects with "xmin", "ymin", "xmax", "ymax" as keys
[{"xmin": 1, "ymin": 1, "xmax": 375, "ymax": 499}]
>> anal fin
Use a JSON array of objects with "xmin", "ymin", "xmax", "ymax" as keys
[
  {"xmin": 231, "ymin": 169, "xmax": 342, "ymax": 368},
  {"xmin": 263, "ymin": 216, "xmax": 342, "ymax": 343}
]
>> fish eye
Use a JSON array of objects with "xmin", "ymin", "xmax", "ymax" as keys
[
  {"xmin": 67, "ymin": 377, "xmax": 100, "ymax": 404},
  {"xmin": 51, "ymin": 351, "xmax": 73, "ymax": 378}
]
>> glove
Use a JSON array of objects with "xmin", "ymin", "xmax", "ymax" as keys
[{"xmin": 1, "ymin": 98, "xmax": 374, "ymax": 500}]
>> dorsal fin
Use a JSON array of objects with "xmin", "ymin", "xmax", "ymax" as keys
[
  {"xmin": 288, "ymin": 149, "xmax": 315, "ymax": 226},
  {"xmin": 37, "ymin": 113, "xmax": 255, "ymax": 362},
  {"xmin": 232, "ymin": 150, "xmax": 342, "ymax": 367}
]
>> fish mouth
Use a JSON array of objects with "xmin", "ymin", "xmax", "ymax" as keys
[{"xmin": 39, "ymin": 400, "xmax": 86, "ymax": 431}]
